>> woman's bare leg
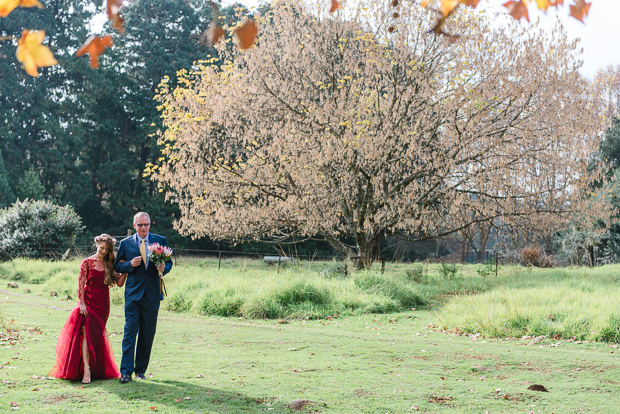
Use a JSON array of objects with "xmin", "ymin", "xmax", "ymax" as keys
[{"xmin": 82, "ymin": 326, "xmax": 90, "ymax": 383}]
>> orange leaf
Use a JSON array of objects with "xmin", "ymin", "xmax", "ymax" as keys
[
  {"xmin": 150, "ymin": 407, "xmax": 157, "ymax": 410},
  {"xmin": 15, "ymin": 29, "xmax": 58, "ymax": 77},
  {"xmin": 207, "ymin": 23, "xmax": 225, "ymax": 47},
  {"xmin": 0, "ymin": 0, "xmax": 43, "ymax": 18},
  {"xmin": 106, "ymin": 0, "xmax": 124, "ymax": 34},
  {"xmin": 420, "ymin": 0, "xmax": 429, "ymax": 6},
  {"xmin": 569, "ymin": 0, "xmax": 590, "ymax": 22},
  {"xmin": 329, "ymin": 0, "xmax": 340, "ymax": 13},
  {"xmin": 503, "ymin": 0, "xmax": 529, "ymax": 22},
  {"xmin": 440, "ymin": 0, "xmax": 459, "ymax": 16},
  {"xmin": 460, "ymin": 0, "xmax": 479, "ymax": 7},
  {"xmin": 76, "ymin": 35, "xmax": 113, "ymax": 69},
  {"xmin": 234, "ymin": 20, "xmax": 258, "ymax": 51},
  {"xmin": 534, "ymin": 0, "xmax": 552, "ymax": 10},
  {"xmin": 174, "ymin": 398, "xmax": 182, "ymax": 403}
]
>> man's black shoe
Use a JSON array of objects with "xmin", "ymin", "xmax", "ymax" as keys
[
  {"xmin": 119, "ymin": 374, "xmax": 132, "ymax": 384},
  {"xmin": 135, "ymin": 373, "xmax": 147, "ymax": 380}
]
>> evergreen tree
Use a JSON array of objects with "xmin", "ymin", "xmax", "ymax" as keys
[
  {"xmin": 16, "ymin": 167, "xmax": 46, "ymax": 200},
  {"xmin": 599, "ymin": 117, "xmax": 620, "ymax": 169},
  {"xmin": 0, "ymin": 0, "xmax": 93, "ymax": 203},
  {"xmin": 0, "ymin": 149, "xmax": 15, "ymax": 208}
]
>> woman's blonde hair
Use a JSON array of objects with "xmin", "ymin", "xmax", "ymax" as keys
[{"xmin": 94, "ymin": 234, "xmax": 118, "ymax": 286}]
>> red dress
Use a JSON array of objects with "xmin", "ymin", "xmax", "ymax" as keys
[{"xmin": 49, "ymin": 258, "xmax": 121, "ymax": 381}]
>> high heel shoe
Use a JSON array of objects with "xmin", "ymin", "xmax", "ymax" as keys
[{"xmin": 82, "ymin": 366, "xmax": 91, "ymax": 384}]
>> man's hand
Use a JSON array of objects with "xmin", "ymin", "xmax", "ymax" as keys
[
  {"xmin": 130, "ymin": 256, "xmax": 142, "ymax": 267},
  {"xmin": 157, "ymin": 263, "xmax": 165, "ymax": 273}
]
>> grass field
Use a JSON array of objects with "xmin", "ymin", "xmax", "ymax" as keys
[{"xmin": 2, "ymin": 259, "xmax": 620, "ymax": 412}]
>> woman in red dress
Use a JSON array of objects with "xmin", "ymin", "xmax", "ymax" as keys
[{"xmin": 49, "ymin": 234, "xmax": 127, "ymax": 383}]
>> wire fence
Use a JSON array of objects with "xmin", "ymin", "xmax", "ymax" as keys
[{"xmin": 0, "ymin": 235, "xmax": 342, "ymax": 265}]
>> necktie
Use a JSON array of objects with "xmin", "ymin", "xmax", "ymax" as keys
[{"xmin": 140, "ymin": 238, "xmax": 147, "ymax": 268}]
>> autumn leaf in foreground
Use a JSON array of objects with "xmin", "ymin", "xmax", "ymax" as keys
[
  {"xmin": 201, "ymin": 2, "xmax": 225, "ymax": 47},
  {"xmin": 329, "ymin": 0, "xmax": 340, "ymax": 13},
  {"xmin": 440, "ymin": 0, "xmax": 459, "ymax": 16},
  {"xmin": 570, "ymin": 0, "xmax": 591, "ymax": 22},
  {"xmin": 16, "ymin": 29, "xmax": 58, "ymax": 77},
  {"xmin": 0, "ymin": 0, "xmax": 43, "ymax": 18},
  {"xmin": 106, "ymin": 0, "xmax": 124, "ymax": 33},
  {"xmin": 203, "ymin": 22, "xmax": 225, "ymax": 47},
  {"xmin": 503, "ymin": 0, "xmax": 530, "ymax": 22},
  {"xmin": 234, "ymin": 20, "xmax": 258, "ymax": 50},
  {"xmin": 76, "ymin": 35, "xmax": 113, "ymax": 69}
]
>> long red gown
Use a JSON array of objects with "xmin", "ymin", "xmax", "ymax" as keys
[{"xmin": 49, "ymin": 258, "xmax": 121, "ymax": 381}]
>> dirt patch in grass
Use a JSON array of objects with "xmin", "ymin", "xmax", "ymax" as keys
[
  {"xmin": 353, "ymin": 389, "xmax": 374, "ymax": 398},
  {"xmin": 45, "ymin": 395, "xmax": 67, "ymax": 404},
  {"xmin": 428, "ymin": 395, "xmax": 455, "ymax": 405}
]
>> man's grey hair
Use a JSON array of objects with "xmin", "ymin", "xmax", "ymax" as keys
[{"xmin": 133, "ymin": 212, "xmax": 151, "ymax": 224}]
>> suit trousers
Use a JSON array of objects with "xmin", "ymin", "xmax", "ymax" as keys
[{"xmin": 120, "ymin": 293, "xmax": 160, "ymax": 376}]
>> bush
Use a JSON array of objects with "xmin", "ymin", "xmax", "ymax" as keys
[
  {"xmin": 521, "ymin": 245, "xmax": 554, "ymax": 268},
  {"xmin": 438, "ymin": 263, "xmax": 458, "ymax": 280},
  {"xmin": 405, "ymin": 264, "xmax": 426, "ymax": 283},
  {"xmin": 0, "ymin": 199, "xmax": 83, "ymax": 259}
]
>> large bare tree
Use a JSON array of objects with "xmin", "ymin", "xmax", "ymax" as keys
[{"xmin": 151, "ymin": 0, "xmax": 611, "ymax": 267}]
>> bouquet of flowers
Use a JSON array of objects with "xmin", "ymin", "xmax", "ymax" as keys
[{"xmin": 147, "ymin": 243, "xmax": 173, "ymax": 295}]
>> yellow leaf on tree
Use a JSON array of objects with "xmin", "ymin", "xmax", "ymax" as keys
[
  {"xmin": 16, "ymin": 29, "xmax": 58, "ymax": 77},
  {"xmin": 0, "ymin": 0, "xmax": 43, "ymax": 17}
]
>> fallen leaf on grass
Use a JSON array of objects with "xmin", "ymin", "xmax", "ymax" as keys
[
  {"xmin": 174, "ymin": 398, "xmax": 182, "ymax": 403},
  {"xmin": 195, "ymin": 374, "xmax": 204, "ymax": 378},
  {"xmin": 410, "ymin": 405, "xmax": 419, "ymax": 411},
  {"xmin": 31, "ymin": 388, "xmax": 39, "ymax": 391},
  {"xmin": 184, "ymin": 397, "xmax": 190, "ymax": 400}
]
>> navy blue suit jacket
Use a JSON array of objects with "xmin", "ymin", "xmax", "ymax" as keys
[{"xmin": 114, "ymin": 233, "xmax": 172, "ymax": 302}]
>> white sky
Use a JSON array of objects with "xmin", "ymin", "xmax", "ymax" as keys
[
  {"xmin": 221, "ymin": 0, "xmax": 620, "ymax": 79},
  {"xmin": 93, "ymin": 0, "xmax": 618, "ymax": 78}
]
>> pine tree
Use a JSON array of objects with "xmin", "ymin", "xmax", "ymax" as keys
[
  {"xmin": 16, "ymin": 167, "xmax": 46, "ymax": 200},
  {"xmin": 0, "ymin": 149, "xmax": 15, "ymax": 208}
]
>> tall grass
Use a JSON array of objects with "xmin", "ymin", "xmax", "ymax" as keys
[
  {"xmin": 6, "ymin": 258, "xmax": 620, "ymax": 341},
  {"xmin": 439, "ymin": 265, "xmax": 620, "ymax": 342}
]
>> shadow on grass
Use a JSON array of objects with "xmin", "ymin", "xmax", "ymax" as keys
[{"xmin": 94, "ymin": 378, "xmax": 282, "ymax": 413}]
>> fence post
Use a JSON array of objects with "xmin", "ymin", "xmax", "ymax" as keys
[
  {"xmin": 495, "ymin": 251, "xmax": 498, "ymax": 276},
  {"xmin": 43, "ymin": 236, "xmax": 46, "ymax": 258},
  {"xmin": 381, "ymin": 258, "xmax": 385, "ymax": 274},
  {"xmin": 218, "ymin": 250, "xmax": 222, "ymax": 270}
]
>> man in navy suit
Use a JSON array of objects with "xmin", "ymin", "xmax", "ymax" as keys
[{"xmin": 114, "ymin": 212, "xmax": 172, "ymax": 383}]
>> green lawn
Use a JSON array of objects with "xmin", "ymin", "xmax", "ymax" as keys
[{"xmin": 2, "ymin": 261, "xmax": 620, "ymax": 413}]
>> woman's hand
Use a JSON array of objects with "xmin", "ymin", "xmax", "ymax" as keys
[{"xmin": 79, "ymin": 303, "xmax": 88, "ymax": 316}]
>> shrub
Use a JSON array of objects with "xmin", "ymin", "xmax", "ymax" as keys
[
  {"xmin": 521, "ymin": 245, "xmax": 554, "ymax": 268},
  {"xmin": 438, "ymin": 263, "xmax": 458, "ymax": 280},
  {"xmin": 0, "ymin": 199, "xmax": 83, "ymax": 259},
  {"xmin": 405, "ymin": 264, "xmax": 426, "ymax": 283}
]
